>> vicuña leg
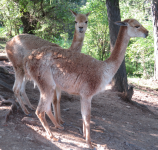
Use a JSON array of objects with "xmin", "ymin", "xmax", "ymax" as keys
[
  {"xmin": 56, "ymin": 87, "xmax": 64, "ymax": 124},
  {"xmin": 46, "ymin": 93, "xmax": 64, "ymax": 130},
  {"xmin": 34, "ymin": 68, "xmax": 64, "ymax": 138},
  {"xmin": 80, "ymin": 96, "xmax": 93, "ymax": 149},
  {"xmin": 36, "ymin": 90, "xmax": 63, "ymax": 141},
  {"xmin": 52, "ymin": 90, "xmax": 58, "ymax": 122},
  {"xmin": 20, "ymin": 78, "xmax": 36, "ymax": 110},
  {"xmin": 53, "ymin": 87, "xmax": 63, "ymax": 124},
  {"xmin": 13, "ymin": 69, "xmax": 30, "ymax": 115}
]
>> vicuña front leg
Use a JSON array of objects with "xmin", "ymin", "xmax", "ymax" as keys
[{"xmin": 81, "ymin": 97, "xmax": 93, "ymax": 149}]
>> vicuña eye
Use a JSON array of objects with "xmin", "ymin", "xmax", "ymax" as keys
[
  {"xmin": 85, "ymin": 21, "xmax": 88, "ymax": 24},
  {"xmin": 135, "ymin": 26, "xmax": 140, "ymax": 28},
  {"xmin": 75, "ymin": 21, "xmax": 77, "ymax": 24}
]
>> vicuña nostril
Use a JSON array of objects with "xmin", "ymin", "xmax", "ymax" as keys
[
  {"xmin": 79, "ymin": 27, "xmax": 83, "ymax": 30},
  {"xmin": 79, "ymin": 27, "xmax": 83, "ymax": 32}
]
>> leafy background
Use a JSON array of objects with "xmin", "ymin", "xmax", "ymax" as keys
[{"xmin": 0, "ymin": 0, "xmax": 154, "ymax": 79}]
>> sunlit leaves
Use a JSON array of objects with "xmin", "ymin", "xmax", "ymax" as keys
[
  {"xmin": 121, "ymin": 0, "xmax": 154, "ymax": 78},
  {"xmin": 81, "ymin": 0, "xmax": 110, "ymax": 61}
]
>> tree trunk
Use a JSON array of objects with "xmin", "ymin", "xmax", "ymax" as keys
[
  {"xmin": 106, "ymin": 0, "xmax": 132, "ymax": 100},
  {"xmin": 152, "ymin": 0, "xmax": 158, "ymax": 80},
  {"xmin": 20, "ymin": 11, "xmax": 38, "ymax": 34}
]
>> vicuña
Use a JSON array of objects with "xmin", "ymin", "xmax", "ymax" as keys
[
  {"xmin": 24, "ymin": 19, "xmax": 148, "ymax": 148},
  {"xmin": 5, "ymin": 10, "xmax": 90, "ymax": 125}
]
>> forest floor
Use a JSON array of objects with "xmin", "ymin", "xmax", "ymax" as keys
[{"xmin": 0, "ymin": 51, "xmax": 158, "ymax": 150}]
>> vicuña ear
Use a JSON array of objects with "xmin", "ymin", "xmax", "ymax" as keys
[
  {"xmin": 86, "ymin": 12, "xmax": 91, "ymax": 17},
  {"xmin": 115, "ymin": 21, "xmax": 128, "ymax": 26},
  {"xmin": 69, "ymin": 9, "xmax": 77, "ymax": 17}
]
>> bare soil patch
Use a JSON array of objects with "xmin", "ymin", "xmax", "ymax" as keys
[{"xmin": 0, "ymin": 60, "xmax": 158, "ymax": 150}]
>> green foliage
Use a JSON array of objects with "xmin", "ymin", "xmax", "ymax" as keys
[
  {"xmin": 120, "ymin": 0, "xmax": 154, "ymax": 79},
  {"xmin": 53, "ymin": 33, "xmax": 71, "ymax": 49},
  {"xmin": 0, "ymin": 0, "xmax": 154, "ymax": 79},
  {"xmin": 81, "ymin": 0, "xmax": 110, "ymax": 60},
  {"xmin": 0, "ymin": 27, "xmax": 7, "ymax": 37},
  {"xmin": 0, "ymin": 0, "xmax": 22, "ymax": 38},
  {"xmin": 0, "ymin": 0, "xmax": 82, "ymax": 39}
]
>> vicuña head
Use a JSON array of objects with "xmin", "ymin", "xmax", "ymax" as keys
[
  {"xmin": 24, "ymin": 18, "xmax": 148, "ymax": 149},
  {"xmin": 68, "ymin": 10, "xmax": 90, "ymax": 52},
  {"xmin": 115, "ymin": 19, "xmax": 148, "ymax": 38},
  {"xmin": 70, "ymin": 9, "xmax": 90, "ymax": 34}
]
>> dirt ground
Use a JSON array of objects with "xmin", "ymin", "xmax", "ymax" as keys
[{"xmin": 0, "ymin": 60, "xmax": 158, "ymax": 150}]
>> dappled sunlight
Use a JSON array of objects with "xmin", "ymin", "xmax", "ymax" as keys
[
  {"xmin": 25, "ymin": 122, "xmax": 89, "ymax": 149},
  {"xmin": 132, "ymin": 88, "xmax": 158, "ymax": 115},
  {"xmin": 150, "ymin": 133, "xmax": 158, "ymax": 137},
  {"xmin": 0, "ymin": 106, "xmax": 11, "ymax": 110},
  {"xmin": 92, "ymin": 128, "xmax": 104, "ymax": 133},
  {"xmin": 128, "ymin": 77, "xmax": 158, "ymax": 90}
]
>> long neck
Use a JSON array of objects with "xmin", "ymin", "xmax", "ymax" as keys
[
  {"xmin": 68, "ymin": 30, "xmax": 85, "ymax": 53},
  {"xmin": 105, "ymin": 26, "xmax": 130, "ymax": 74}
]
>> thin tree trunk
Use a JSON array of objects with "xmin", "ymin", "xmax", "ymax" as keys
[
  {"xmin": 106, "ymin": 0, "xmax": 132, "ymax": 100},
  {"xmin": 152, "ymin": 0, "xmax": 158, "ymax": 80}
]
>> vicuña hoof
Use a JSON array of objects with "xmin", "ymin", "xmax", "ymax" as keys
[
  {"xmin": 87, "ymin": 141, "xmax": 94, "ymax": 149},
  {"xmin": 23, "ymin": 108, "xmax": 30, "ymax": 116},
  {"xmin": 59, "ymin": 118, "xmax": 64, "ymax": 125},
  {"xmin": 55, "ymin": 125, "xmax": 64, "ymax": 130},
  {"xmin": 29, "ymin": 105, "xmax": 36, "ymax": 111},
  {"xmin": 49, "ymin": 134, "xmax": 59, "ymax": 142},
  {"xmin": 52, "ymin": 137, "xmax": 59, "ymax": 142}
]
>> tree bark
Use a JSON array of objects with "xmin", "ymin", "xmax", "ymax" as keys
[
  {"xmin": 106, "ymin": 0, "xmax": 132, "ymax": 100},
  {"xmin": 20, "ymin": 11, "xmax": 38, "ymax": 34},
  {"xmin": 152, "ymin": 0, "xmax": 158, "ymax": 80}
]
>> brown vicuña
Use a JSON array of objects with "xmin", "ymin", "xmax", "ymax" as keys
[
  {"xmin": 5, "ymin": 10, "xmax": 90, "ymax": 123},
  {"xmin": 24, "ymin": 19, "xmax": 148, "ymax": 148}
]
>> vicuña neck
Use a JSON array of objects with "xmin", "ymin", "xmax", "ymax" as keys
[
  {"xmin": 106, "ymin": 26, "xmax": 130, "ymax": 73},
  {"xmin": 68, "ymin": 30, "xmax": 85, "ymax": 53}
]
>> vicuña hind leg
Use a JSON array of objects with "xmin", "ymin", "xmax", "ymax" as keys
[
  {"xmin": 80, "ymin": 96, "xmax": 93, "ymax": 149},
  {"xmin": 36, "ymin": 89, "xmax": 63, "ymax": 140},
  {"xmin": 46, "ymin": 90, "xmax": 63, "ymax": 130},
  {"xmin": 36, "ymin": 105, "xmax": 59, "ymax": 141},
  {"xmin": 20, "ymin": 78, "xmax": 36, "ymax": 110},
  {"xmin": 13, "ymin": 70, "xmax": 30, "ymax": 115}
]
